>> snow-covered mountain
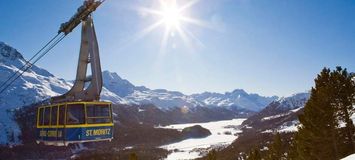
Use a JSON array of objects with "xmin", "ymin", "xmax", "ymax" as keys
[
  {"xmin": 274, "ymin": 93, "xmax": 310, "ymax": 111},
  {"xmin": 241, "ymin": 92, "xmax": 310, "ymax": 133},
  {"xmin": 102, "ymin": 71, "xmax": 278, "ymax": 111},
  {"xmin": 0, "ymin": 42, "xmax": 72, "ymax": 145},
  {"xmin": 0, "ymin": 42, "xmax": 72, "ymax": 109},
  {"xmin": 191, "ymin": 90, "xmax": 278, "ymax": 111},
  {"xmin": 103, "ymin": 71, "xmax": 204, "ymax": 110}
]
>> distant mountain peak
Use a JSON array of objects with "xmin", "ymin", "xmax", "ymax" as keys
[
  {"xmin": 260, "ymin": 92, "xmax": 310, "ymax": 113},
  {"xmin": 102, "ymin": 70, "xmax": 136, "ymax": 97},
  {"xmin": 278, "ymin": 92, "xmax": 310, "ymax": 103},
  {"xmin": 103, "ymin": 70, "xmax": 123, "ymax": 80},
  {"xmin": 230, "ymin": 89, "xmax": 247, "ymax": 95}
]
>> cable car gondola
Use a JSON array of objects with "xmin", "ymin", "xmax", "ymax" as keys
[
  {"xmin": 36, "ymin": 102, "xmax": 113, "ymax": 146},
  {"xmin": 35, "ymin": 0, "xmax": 114, "ymax": 146}
]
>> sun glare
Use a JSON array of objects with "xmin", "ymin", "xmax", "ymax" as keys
[
  {"xmin": 136, "ymin": 0, "xmax": 207, "ymax": 53},
  {"xmin": 162, "ymin": 6, "xmax": 181, "ymax": 28}
]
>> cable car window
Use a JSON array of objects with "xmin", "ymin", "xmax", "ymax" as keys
[
  {"xmin": 51, "ymin": 106, "xmax": 58, "ymax": 126},
  {"xmin": 38, "ymin": 108, "xmax": 44, "ymax": 126},
  {"xmin": 43, "ymin": 107, "xmax": 51, "ymax": 126},
  {"xmin": 86, "ymin": 104, "xmax": 111, "ymax": 124},
  {"xmin": 58, "ymin": 105, "xmax": 65, "ymax": 125},
  {"xmin": 66, "ymin": 104, "xmax": 85, "ymax": 125}
]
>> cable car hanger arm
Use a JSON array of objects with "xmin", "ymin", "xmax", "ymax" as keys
[
  {"xmin": 52, "ymin": 0, "xmax": 105, "ymax": 103},
  {"xmin": 59, "ymin": 0, "xmax": 104, "ymax": 35}
]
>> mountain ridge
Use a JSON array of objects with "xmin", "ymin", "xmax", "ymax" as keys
[
  {"xmin": 102, "ymin": 70, "xmax": 278, "ymax": 110},
  {"xmin": 0, "ymin": 41, "xmax": 276, "ymax": 145}
]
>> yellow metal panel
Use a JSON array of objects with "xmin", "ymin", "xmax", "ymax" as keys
[
  {"xmin": 56, "ymin": 105, "xmax": 59, "ymax": 127},
  {"xmin": 36, "ymin": 108, "xmax": 40, "ymax": 127},
  {"xmin": 64, "ymin": 103, "xmax": 67, "ymax": 126},
  {"xmin": 49, "ymin": 107, "xmax": 52, "ymax": 126},
  {"xmin": 37, "ymin": 123, "xmax": 113, "ymax": 129},
  {"xmin": 65, "ymin": 123, "xmax": 114, "ymax": 128},
  {"xmin": 84, "ymin": 103, "xmax": 88, "ymax": 125},
  {"xmin": 87, "ymin": 116, "xmax": 111, "ymax": 119}
]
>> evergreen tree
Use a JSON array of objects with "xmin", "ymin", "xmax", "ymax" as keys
[
  {"xmin": 287, "ymin": 131, "xmax": 312, "ymax": 160},
  {"xmin": 266, "ymin": 132, "xmax": 283, "ymax": 160},
  {"xmin": 291, "ymin": 67, "xmax": 355, "ymax": 160},
  {"xmin": 295, "ymin": 68, "xmax": 340, "ymax": 160},
  {"xmin": 330, "ymin": 67, "xmax": 355, "ymax": 155}
]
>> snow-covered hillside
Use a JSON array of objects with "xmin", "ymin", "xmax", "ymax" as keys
[
  {"xmin": 0, "ymin": 42, "xmax": 72, "ymax": 109},
  {"xmin": 342, "ymin": 154, "xmax": 355, "ymax": 160},
  {"xmin": 241, "ymin": 92, "xmax": 310, "ymax": 133},
  {"xmin": 0, "ymin": 42, "xmax": 72, "ymax": 145},
  {"xmin": 275, "ymin": 93, "xmax": 310, "ymax": 111}
]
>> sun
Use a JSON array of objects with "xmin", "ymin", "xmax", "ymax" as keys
[
  {"xmin": 161, "ymin": 5, "xmax": 182, "ymax": 28},
  {"xmin": 136, "ymin": 0, "xmax": 207, "ymax": 53}
]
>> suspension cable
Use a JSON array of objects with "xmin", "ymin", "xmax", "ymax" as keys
[
  {"xmin": 0, "ymin": 33, "xmax": 61, "ymax": 91},
  {"xmin": 0, "ymin": 0, "xmax": 108, "ymax": 96},
  {"xmin": 0, "ymin": 34, "xmax": 66, "ymax": 95}
]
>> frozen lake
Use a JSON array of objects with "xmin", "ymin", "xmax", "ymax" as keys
[{"xmin": 160, "ymin": 118, "xmax": 246, "ymax": 160}]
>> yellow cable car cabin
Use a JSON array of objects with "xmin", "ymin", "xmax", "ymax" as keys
[
  {"xmin": 36, "ymin": 102, "xmax": 113, "ymax": 146},
  {"xmin": 34, "ymin": 0, "xmax": 114, "ymax": 146}
]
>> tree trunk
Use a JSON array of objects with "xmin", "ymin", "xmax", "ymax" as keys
[
  {"xmin": 331, "ymin": 127, "xmax": 339, "ymax": 160},
  {"xmin": 344, "ymin": 109, "xmax": 355, "ymax": 152}
]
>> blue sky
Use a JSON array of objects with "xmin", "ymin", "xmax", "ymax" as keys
[{"xmin": 0, "ymin": 0, "xmax": 354, "ymax": 97}]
